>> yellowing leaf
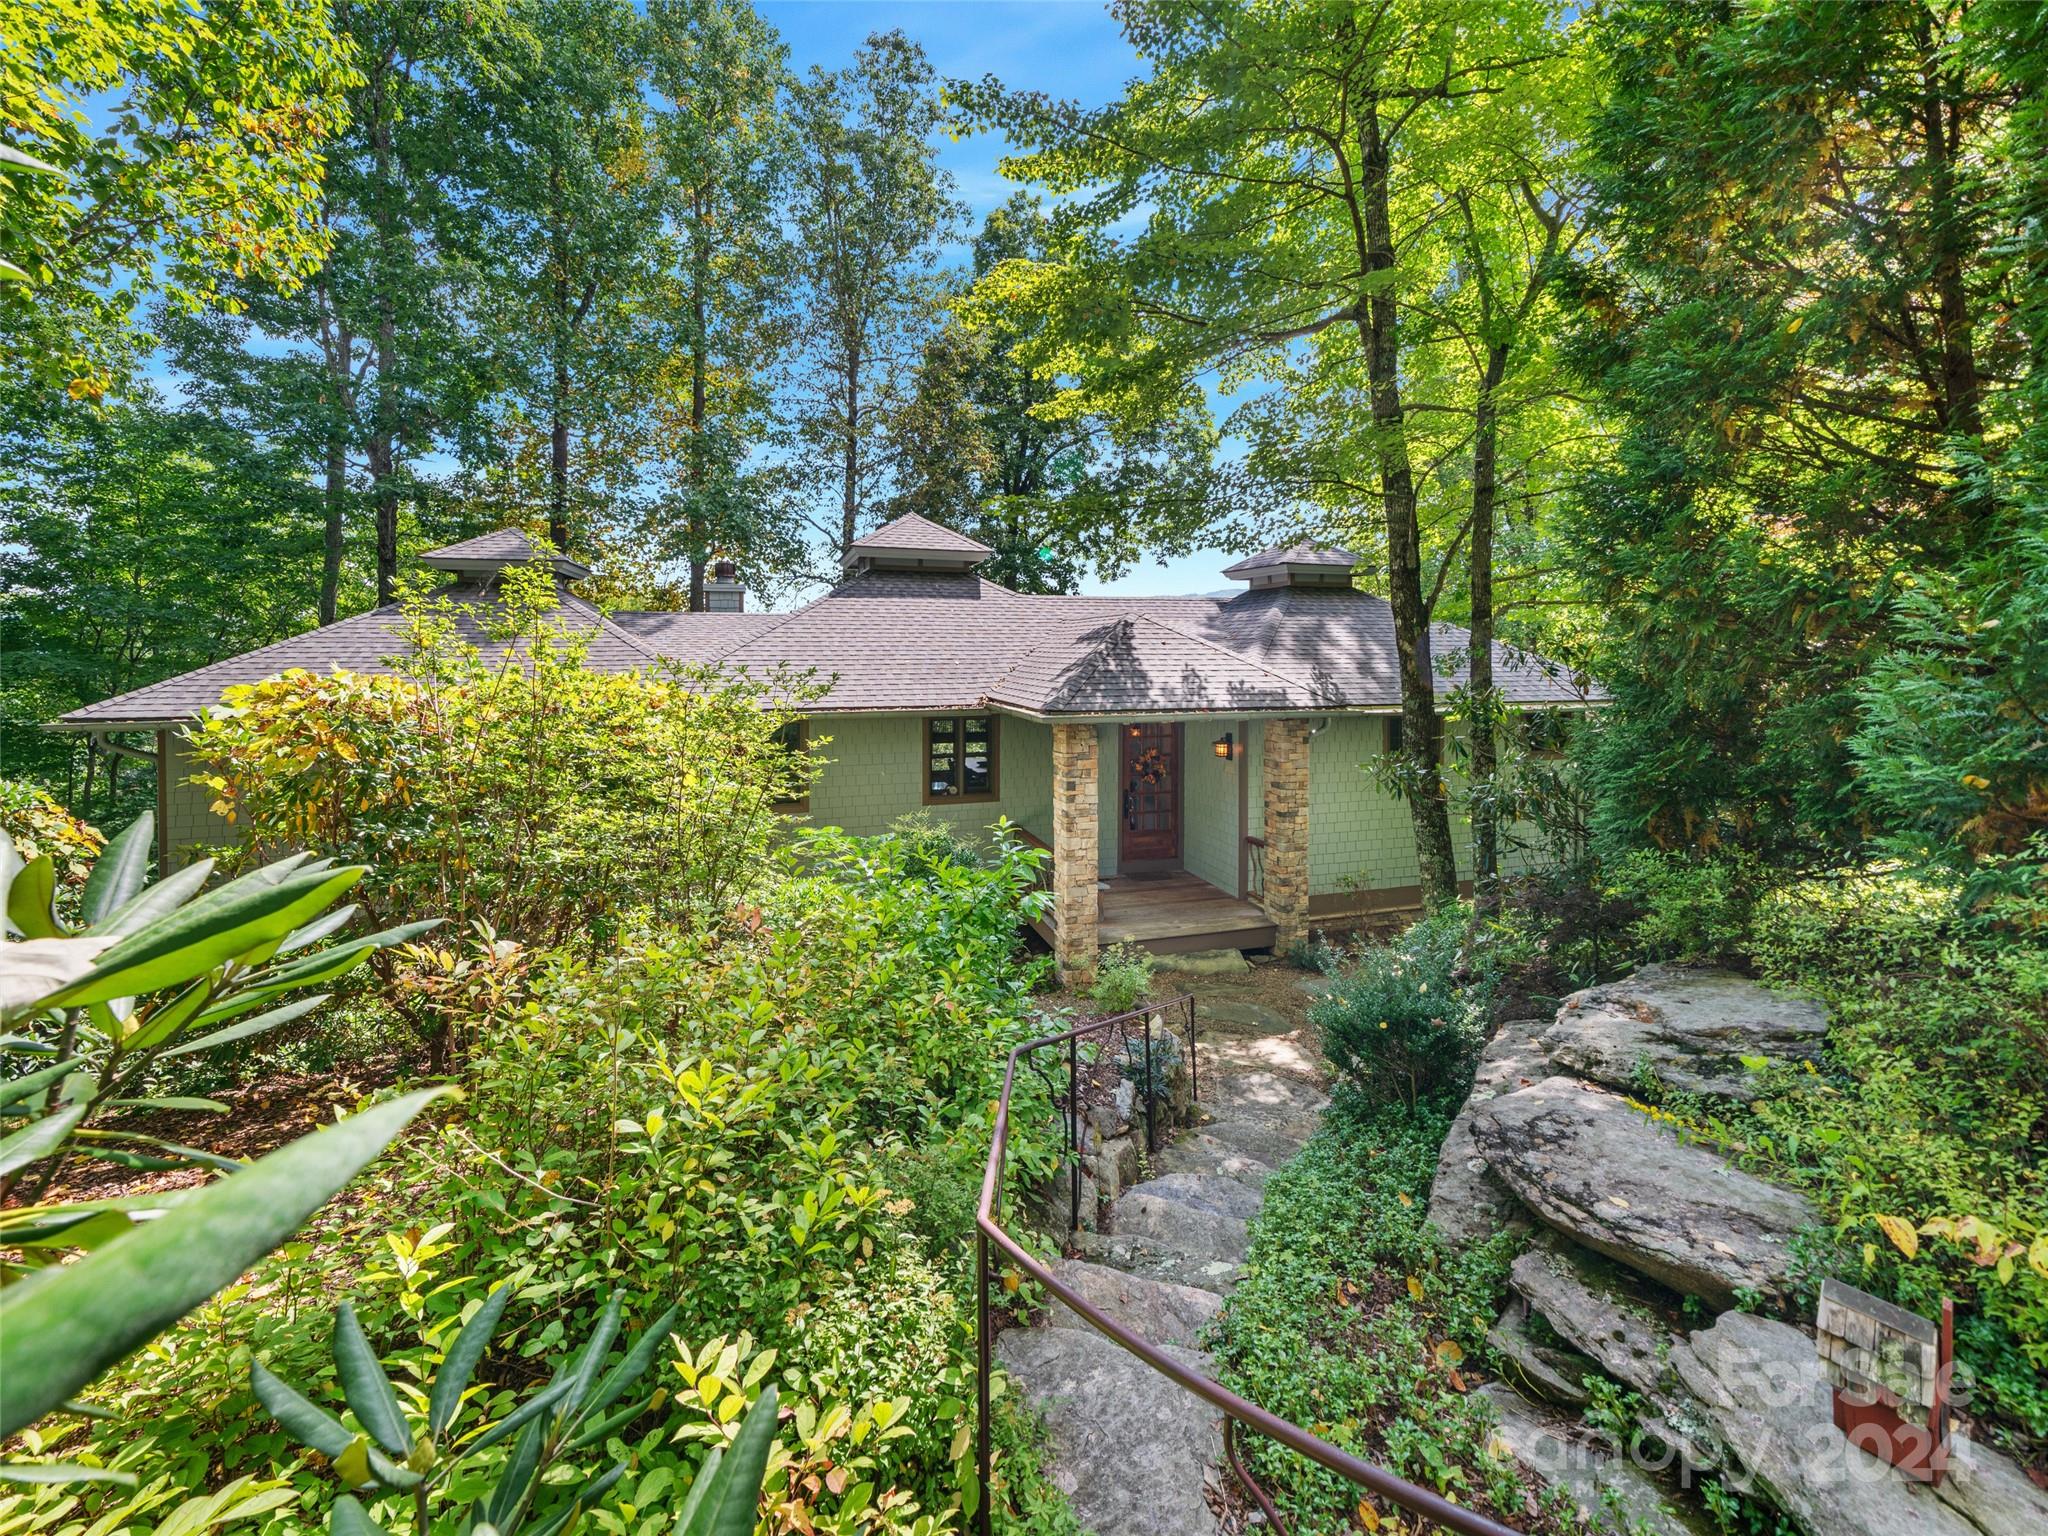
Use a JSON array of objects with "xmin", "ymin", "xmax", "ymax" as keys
[
  {"xmin": 1435, "ymin": 1340, "xmax": 1465, "ymax": 1367},
  {"xmin": 1396, "ymin": 1192, "xmax": 1413, "ymax": 1208},
  {"xmin": 1874, "ymin": 1213, "xmax": 1918, "ymax": 1260},
  {"xmin": 334, "ymin": 1436, "xmax": 371, "ymax": 1487},
  {"xmin": 1405, "ymin": 1276, "xmax": 1424, "ymax": 1302},
  {"xmin": 1607, "ymin": 1195, "xmax": 1632, "ymax": 1210},
  {"xmin": 1357, "ymin": 1500, "xmax": 1381, "ymax": 1532}
]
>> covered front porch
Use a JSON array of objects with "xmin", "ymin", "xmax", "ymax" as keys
[
  {"xmin": 1023, "ymin": 717, "xmax": 1311, "ymax": 977},
  {"xmin": 1024, "ymin": 867, "xmax": 1279, "ymax": 957}
]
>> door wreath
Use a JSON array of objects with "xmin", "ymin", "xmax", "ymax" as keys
[{"xmin": 1129, "ymin": 747, "xmax": 1169, "ymax": 787}]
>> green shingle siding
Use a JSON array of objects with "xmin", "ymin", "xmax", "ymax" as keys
[{"xmin": 803, "ymin": 712, "xmax": 1054, "ymax": 845}]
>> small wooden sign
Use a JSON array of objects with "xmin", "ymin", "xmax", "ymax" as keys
[{"xmin": 1817, "ymin": 1277, "xmax": 1951, "ymax": 1484}]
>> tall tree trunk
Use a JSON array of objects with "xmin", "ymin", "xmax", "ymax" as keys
[
  {"xmin": 369, "ymin": 79, "xmax": 401, "ymax": 606},
  {"xmin": 1917, "ymin": 39, "xmax": 1983, "ymax": 449},
  {"xmin": 687, "ymin": 192, "xmax": 710, "ymax": 612},
  {"xmin": 548, "ymin": 159, "xmax": 572, "ymax": 553},
  {"xmin": 322, "ymin": 431, "xmax": 347, "ymax": 624},
  {"xmin": 839, "ymin": 335, "xmax": 862, "ymax": 561},
  {"xmin": 551, "ymin": 343, "xmax": 571, "ymax": 553},
  {"xmin": 1468, "ymin": 341, "xmax": 1511, "ymax": 913},
  {"xmin": 1356, "ymin": 98, "xmax": 1459, "ymax": 908}
]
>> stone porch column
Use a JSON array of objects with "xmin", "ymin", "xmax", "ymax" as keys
[
  {"xmin": 1262, "ymin": 718, "xmax": 1311, "ymax": 953},
  {"xmin": 1051, "ymin": 723, "xmax": 1099, "ymax": 980}
]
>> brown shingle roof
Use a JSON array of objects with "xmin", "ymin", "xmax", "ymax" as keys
[
  {"xmin": 57, "ymin": 566, "xmax": 1597, "ymax": 727},
  {"xmin": 847, "ymin": 512, "xmax": 993, "ymax": 559},
  {"xmin": 55, "ymin": 584, "xmax": 657, "ymax": 728},
  {"xmin": 986, "ymin": 614, "xmax": 1315, "ymax": 713},
  {"xmin": 1221, "ymin": 542, "xmax": 1361, "ymax": 577},
  {"xmin": 420, "ymin": 527, "xmax": 591, "ymax": 580}
]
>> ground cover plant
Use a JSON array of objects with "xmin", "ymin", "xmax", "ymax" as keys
[
  {"xmin": 0, "ymin": 611, "xmax": 1079, "ymax": 1536},
  {"xmin": 1207, "ymin": 1092, "xmax": 1561, "ymax": 1534}
]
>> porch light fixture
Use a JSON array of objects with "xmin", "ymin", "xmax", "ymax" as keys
[{"xmin": 1212, "ymin": 732, "xmax": 1234, "ymax": 760}]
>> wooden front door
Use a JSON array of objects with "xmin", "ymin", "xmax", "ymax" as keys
[{"xmin": 1118, "ymin": 723, "xmax": 1182, "ymax": 867}]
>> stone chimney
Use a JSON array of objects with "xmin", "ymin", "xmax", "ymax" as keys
[{"xmin": 705, "ymin": 557, "xmax": 745, "ymax": 613}]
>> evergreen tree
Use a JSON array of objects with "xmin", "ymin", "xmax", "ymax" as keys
[{"xmin": 1566, "ymin": 0, "xmax": 2032, "ymax": 858}]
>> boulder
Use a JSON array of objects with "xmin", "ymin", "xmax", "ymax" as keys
[
  {"xmin": 1510, "ymin": 1242, "xmax": 1726, "ymax": 1470},
  {"xmin": 1476, "ymin": 1383, "xmax": 1716, "ymax": 1536},
  {"xmin": 1668, "ymin": 1311, "xmax": 1989, "ymax": 1536},
  {"xmin": 1487, "ymin": 1296, "xmax": 1598, "ymax": 1407},
  {"xmin": 1544, "ymin": 965, "xmax": 1828, "ymax": 1102},
  {"xmin": 1471, "ymin": 1077, "xmax": 1818, "ymax": 1310},
  {"xmin": 1426, "ymin": 1015, "xmax": 1551, "ymax": 1248}
]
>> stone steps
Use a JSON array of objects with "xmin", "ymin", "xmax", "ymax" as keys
[{"xmin": 995, "ymin": 1025, "xmax": 1329, "ymax": 1536}]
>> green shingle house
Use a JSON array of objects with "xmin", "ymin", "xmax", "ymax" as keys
[{"xmin": 54, "ymin": 515, "xmax": 1595, "ymax": 971}]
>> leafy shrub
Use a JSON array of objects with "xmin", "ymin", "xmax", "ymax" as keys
[
  {"xmin": 1313, "ymin": 906, "xmax": 1487, "ymax": 1109},
  {"xmin": 1607, "ymin": 847, "xmax": 1765, "ymax": 964},
  {"xmin": 1087, "ymin": 941, "xmax": 1153, "ymax": 1014},
  {"xmin": 250, "ymin": 1286, "xmax": 741, "ymax": 1536},
  {"xmin": 0, "ymin": 779, "xmax": 103, "ymax": 923},
  {"xmin": 1, "ymin": 810, "xmax": 433, "ymax": 1280},
  {"xmin": 186, "ymin": 565, "xmax": 824, "ymax": 952}
]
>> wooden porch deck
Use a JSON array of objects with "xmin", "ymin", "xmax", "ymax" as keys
[{"xmin": 1028, "ymin": 868, "xmax": 1278, "ymax": 957}]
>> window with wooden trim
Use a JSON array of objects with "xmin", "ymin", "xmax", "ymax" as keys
[
  {"xmin": 925, "ymin": 714, "xmax": 999, "ymax": 803},
  {"xmin": 771, "ymin": 719, "xmax": 810, "ymax": 812},
  {"xmin": 1384, "ymin": 715, "xmax": 1402, "ymax": 755}
]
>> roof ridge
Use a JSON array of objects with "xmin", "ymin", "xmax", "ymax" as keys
[{"xmin": 1130, "ymin": 611, "xmax": 1320, "ymax": 696}]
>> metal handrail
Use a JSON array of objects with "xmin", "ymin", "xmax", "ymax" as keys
[{"xmin": 974, "ymin": 994, "xmax": 1519, "ymax": 1536}]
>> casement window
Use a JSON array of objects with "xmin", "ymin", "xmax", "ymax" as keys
[
  {"xmin": 771, "ymin": 719, "xmax": 810, "ymax": 812},
  {"xmin": 925, "ymin": 713, "xmax": 999, "ymax": 803}
]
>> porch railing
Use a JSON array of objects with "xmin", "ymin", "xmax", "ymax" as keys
[
  {"xmin": 974, "ymin": 995, "xmax": 1518, "ymax": 1536},
  {"xmin": 1243, "ymin": 833, "xmax": 1267, "ymax": 902}
]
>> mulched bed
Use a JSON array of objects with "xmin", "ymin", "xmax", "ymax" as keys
[{"xmin": 21, "ymin": 1054, "xmax": 410, "ymax": 1208}]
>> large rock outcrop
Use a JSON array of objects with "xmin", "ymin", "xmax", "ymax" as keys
[
  {"xmin": 1669, "ymin": 1311, "xmax": 2048, "ymax": 1536},
  {"xmin": 1425, "ymin": 1015, "xmax": 1550, "ymax": 1247},
  {"xmin": 1477, "ymin": 1383, "xmax": 1715, "ymax": 1536},
  {"xmin": 1470, "ymin": 1076, "xmax": 1818, "ymax": 1310},
  {"xmin": 1543, "ymin": 965, "xmax": 1828, "ymax": 1101},
  {"xmin": 1510, "ymin": 1242, "xmax": 1726, "ymax": 1470}
]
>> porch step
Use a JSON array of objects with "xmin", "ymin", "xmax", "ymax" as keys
[
  {"xmin": 1072, "ymin": 1229, "xmax": 1246, "ymax": 1295},
  {"xmin": 1109, "ymin": 1192, "xmax": 1249, "ymax": 1266},
  {"xmin": 1186, "ymin": 1107, "xmax": 1321, "ymax": 1169},
  {"xmin": 1150, "ymin": 1131, "xmax": 1275, "ymax": 1189},
  {"xmin": 993, "ymin": 1327, "xmax": 1225, "ymax": 1536}
]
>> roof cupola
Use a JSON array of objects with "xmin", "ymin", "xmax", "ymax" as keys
[
  {"xmin": 419, "ymin": 528, "xmax": 591, "ymax": 582},
  {"xmin": 842, "ymin": 513, "xmax": 992, "ymax": 575},
  {"xmin": 1221, "ymin": 542, "xmax": 1360, "ymax": 590}
]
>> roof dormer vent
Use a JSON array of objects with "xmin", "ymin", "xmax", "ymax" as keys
[
  {"xmin": 842, "ymin": 512, "xmax": 992, "ymax": 575},
  {"xmin": 419, "ymin": 527, "xmax": 591, "ymax": 582},
  {"xmin": 1221, "ymin": 542, "xmax": 1360, "ymax": 590}
]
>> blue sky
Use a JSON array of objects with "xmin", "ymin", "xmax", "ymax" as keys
[{"xmin": 760, "ymin": 1, "xmax": 1238, "ymax": 602}]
